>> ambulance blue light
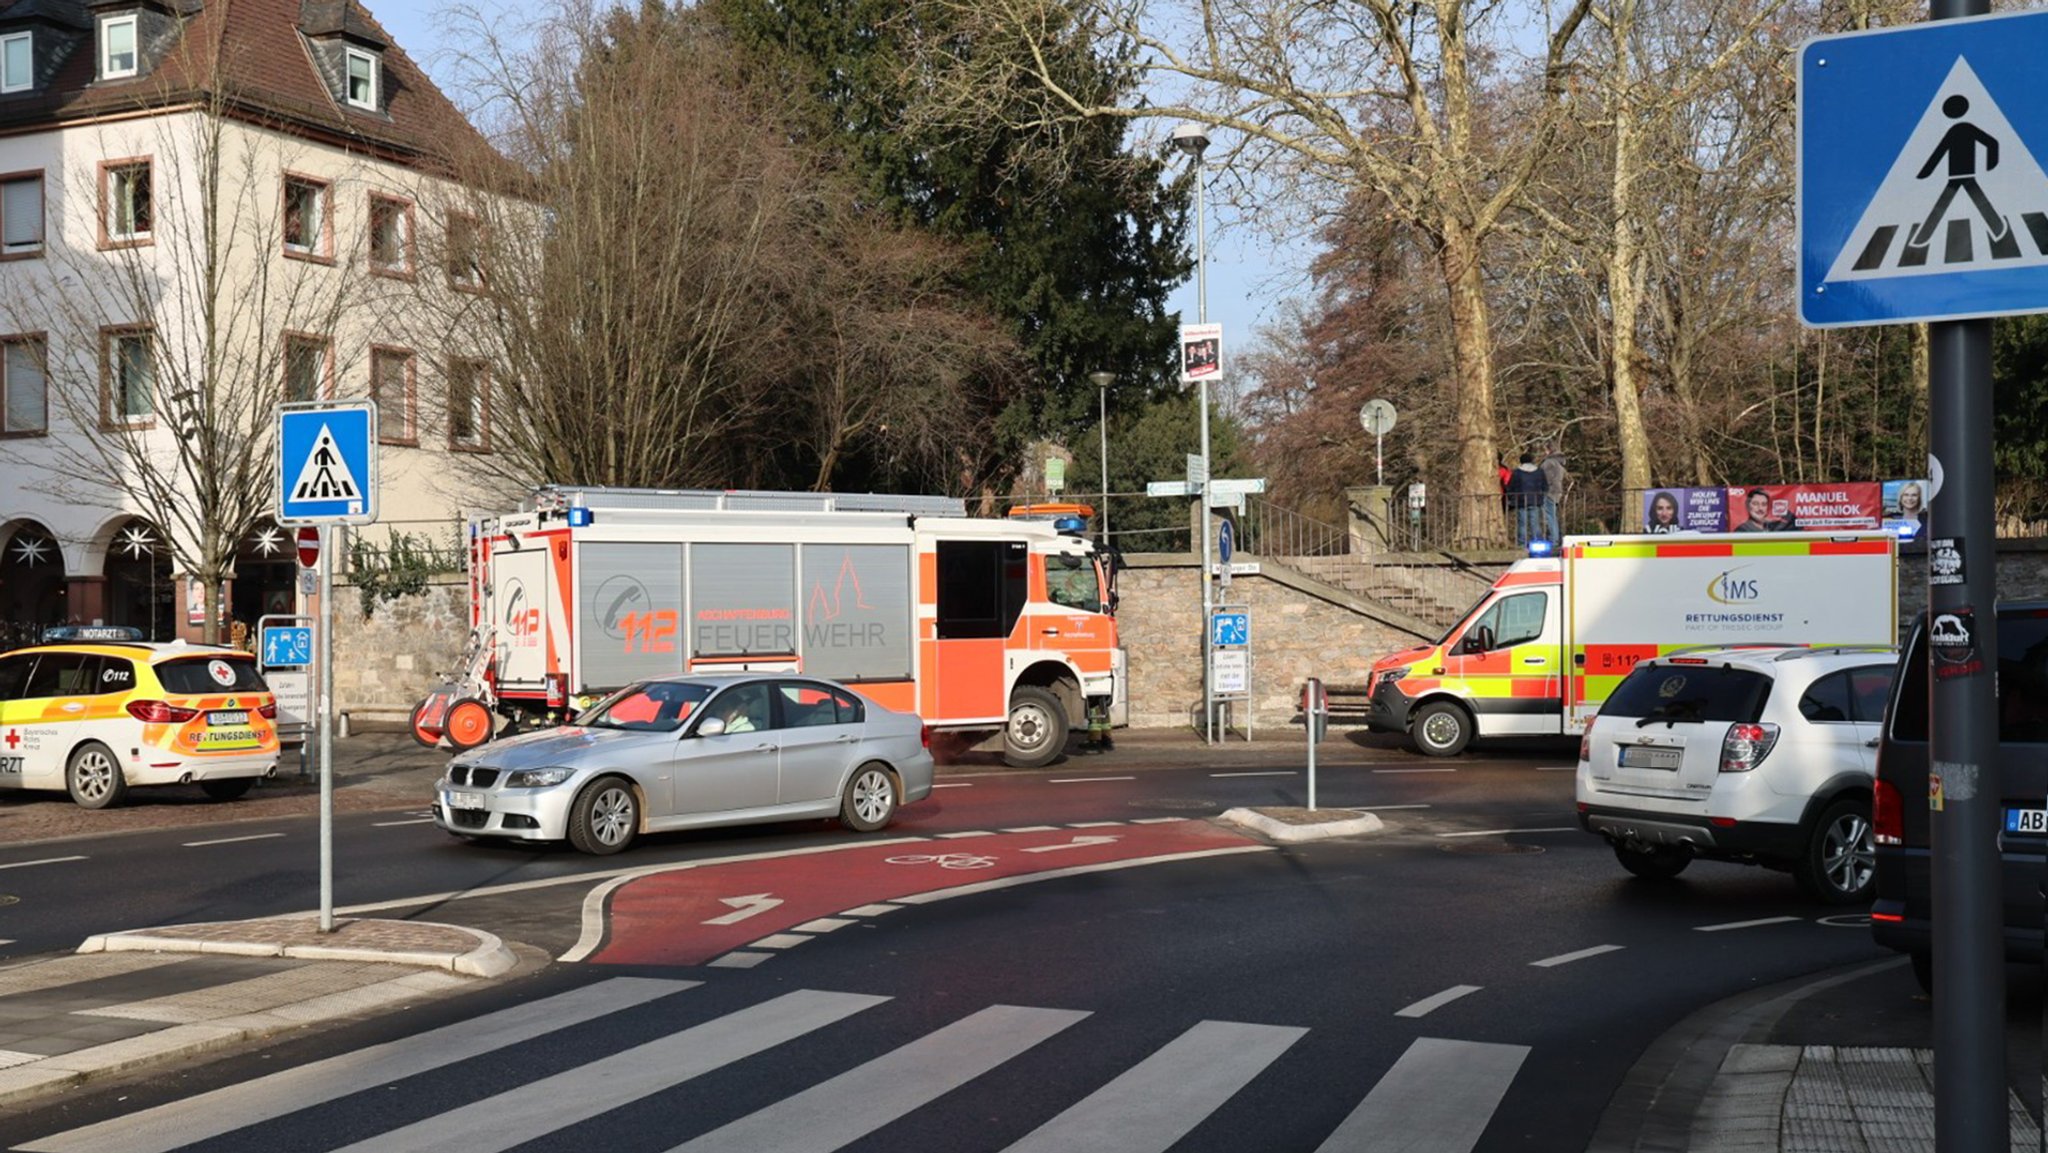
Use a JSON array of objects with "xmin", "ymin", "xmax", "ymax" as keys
[
  {"xmin": 568, "ymin": 507, "xmax": 594, "ymax": 527},
  {"xmin": 1053, "ymin": 515, "xmax": 1087, "ymax": 536},
  {"xmin": 1527, "ymin": 540, "xmax": 1555, "ymax": 557}
]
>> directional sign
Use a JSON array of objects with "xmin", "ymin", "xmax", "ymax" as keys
[
  {"xmin": 1147, "ymin": 480, "xmax": 1196, "ymax": 497},
  {"xmin": 278, "ymin": 401, "xmax": 378, "ymax": 524},
  {"xmin": 262, "ymin": 625, "xmax": 313, "ymax": 668},
  {"xmin": 1801, "ymin": 10, "xmax": 2048, "ymax": 325},
  {"xmin": 1211, "ymin": 611, "xmax": 1249, "ymax": 647},
  {"xmin": 1209, "ymin": 478, "xmax": 1268, "ymax": 496}
]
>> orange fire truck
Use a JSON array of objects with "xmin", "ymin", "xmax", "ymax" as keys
[{"xmin": 410, "ymin": 487, "xmax": 1123, "ymax": 767}]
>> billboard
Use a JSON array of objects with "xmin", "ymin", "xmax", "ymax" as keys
[
  {"xmin": 1643, "ymin": 487, "xmax": 1728, "ymax": 534},
  {"xmin": 1726, "ymin": 484, "xmax": 1882, "ymax": 531}
]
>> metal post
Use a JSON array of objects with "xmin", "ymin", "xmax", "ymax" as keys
[
  {"xmin": 1192, "ymin": 146, "xmax": 1214, "ymax": 744},
  {"xmin": 1098, "ymin": 377, "xmax": 1111, "ymax": 540},
  {"xmin": 1928, "ymin": 315, "xmax": 2001, "ymax": 1151},
  {"xmin": 1305, "ymin": 678, "xmax": 1319, "ymax": 812},
  {"xmin": 318, "ymin": 525, "xmax": 335, "ymax": 933}
]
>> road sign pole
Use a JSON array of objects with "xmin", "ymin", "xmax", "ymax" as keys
[{"xmin": 318, "ymin": 525, "xmax": 335, "ymax": 933}]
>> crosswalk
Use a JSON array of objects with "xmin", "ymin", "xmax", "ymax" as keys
[{"xmin": 16, "ymin": 977, "xmax": 1535, "ymax": 1153}]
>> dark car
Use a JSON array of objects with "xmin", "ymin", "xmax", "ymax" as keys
[{"xmin": 1870, "ymin": 600, "xmax": 2048, "ymax": 991}]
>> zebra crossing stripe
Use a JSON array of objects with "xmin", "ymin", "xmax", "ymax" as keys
[
  {"xmin": 329, "ymin": 989, "xmax": 888, "ymax": 1153},
  {"xmin": 18, "ymin": 977, "xmax": 693, "ymax": 1153},
  {"xmin": 1313, "ymin": 1037, "xmax": 1529, "ymax": 1153},
  {"xmin": 1001, "ymin": 1020, "xmax": 1307, "ymax": 1153},
  {"xmin": 667, "ymin": 1004, "xmax": 1091, "ymax": 1153}
]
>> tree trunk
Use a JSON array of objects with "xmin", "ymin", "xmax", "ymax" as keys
[
  {"xmin": 1440, "ymin": 223, "xmax": 1504, "ymax": 547},
  {"xmin": 1608, "ymin": 97, "xmax": 1653, "ymax": 526}
]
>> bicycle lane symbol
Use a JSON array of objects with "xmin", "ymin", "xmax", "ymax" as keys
[{"xmin": 591, "ymin": 820, "xmax": 1259, "ymax": 966}]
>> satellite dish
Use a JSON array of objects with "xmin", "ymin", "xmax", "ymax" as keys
[{"xmin": 1359, "ymin": 399, "xmax": 1398, "ymax": 436}]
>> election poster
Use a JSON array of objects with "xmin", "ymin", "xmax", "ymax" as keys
[
  {"xmin": 1882, "ymin": 478, "xmax": 1929, "ymax": 538},
  {"xmin": 1179, "ymin": 323, "xmax": 1222, "ymax": 384},
  {"xmin": 1642, "ymin": 487, "xmax": 1727, "ymax": 533},
  {"xmin": 1725, "ymin": 484, "xmax": 1882, "ymax": 531}
]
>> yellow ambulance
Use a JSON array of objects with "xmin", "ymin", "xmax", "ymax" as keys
[{"xmin": 0, "ymin": 629, "xmax": 279, "ymax": 808}]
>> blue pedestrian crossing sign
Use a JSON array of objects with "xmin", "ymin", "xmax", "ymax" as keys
[
  {"xmin": 262, "ymin": 626, "xmax": 313, "ymax": 669},
  {"xmin": 278, "ymin": 401, "xmax": 377, "ymax": 524},
  {"xmin": 1801, "ymin": 10, "xmax": 2048, "ymax": 326}
]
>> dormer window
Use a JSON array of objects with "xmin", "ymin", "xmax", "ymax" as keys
[
  {"xmin": 344, "ymin": 46, "xmax": 378, "ymax": 110},
  {"xmin": 100, "ymin": 14, "xmax": 138, "ymax": 79},
  {"xmin": 1, "ymin": 32, "xmax": 32, "ymax": 94}
]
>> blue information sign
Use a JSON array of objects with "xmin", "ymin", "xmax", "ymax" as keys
[
  {"xmin": 278, "ymin": 402, "xmax": 378, "ymax": 524},
  {"xmin": 1211, "ymin": 612, "xmax": 1249, "ymax": 647},
  {"xmin": 1800, "ymin": 10, "xmax": 2048, "ymax": 326},
  {"xmin": 262, "ymin": 626, "xmax": 313, "ymax": 669},
  {"xmin": 1218, "ymin": 518, "xmax": 1234, "ymax": 565}
]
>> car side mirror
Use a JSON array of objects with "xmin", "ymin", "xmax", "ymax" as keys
[
  {"xmin": 695, "ymin": 717, "xmax": 727, "ymax": 738},
  {"xmin": 1461, "ymin": 626, "xmax": 1494, "ymax": 654}
]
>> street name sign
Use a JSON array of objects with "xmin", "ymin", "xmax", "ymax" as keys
[
  {"xmin": 1800, "ymin": 10, "xmax": 2048, "ymax": 325},
  {"xmin": 278, "ymin": 401, "xmax": 378, "ymax": 524}
]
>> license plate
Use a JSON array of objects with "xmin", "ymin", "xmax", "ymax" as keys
[
  {"xmin": 1619, "ymin": 745, "xmax": 1684, "ymax": 770},
  {"xmin": 0, "ymin": 755, "xmax": 21, "ymax": 776},
  {"xmin": 209, "ymin": 711, "xmax": 249, "ymax": 726},
  {"xmin": 445, "ymin": 790, "xmax": 486, "ymax": 812},
  {"xmin": 2005, "ymin": 808, "xmax": 2048, "ymax": 834}
]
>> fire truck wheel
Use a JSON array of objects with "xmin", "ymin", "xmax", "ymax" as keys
[
  {"xmin": 1409, "ymin": 701, "xmax": 1472, "ymax": 757},
  {"xmin": 569, "ymin": 777, "xmax": 639, "ymax": 855},
  {"xmin": 444, "ymin": 699, "xmax": 496, "ymax": 751},
  {"xmin": 840, "ymin": 763, "xmax": 899, "ymax": 832},
  {"xmin": 409, "ymin": 699, "xmax": 445, "ymax": 748},
  {"xmin": 66, "ymin": 742, "xmax": 128, "ymax": 810},
  {"xmin": 1004, "ymin": 687, "xmax": 1069, "ymax": 769}
]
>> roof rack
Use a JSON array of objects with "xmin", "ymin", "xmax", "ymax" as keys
[{"xmin": 1770, "ymin": 645, "xmax": 1897, "ymax": 662}]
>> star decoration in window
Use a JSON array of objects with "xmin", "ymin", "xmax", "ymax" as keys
[
  {"xmin": 11, "ymin": 536, "xmax": 50, "ymax": 566},
  {"xmin": 116, "ymin": 525, "xmax": 157, "ymax": 559},
  {"xmin": 250, "ymin": 525, "xmax": 284, "ymax": 556}
]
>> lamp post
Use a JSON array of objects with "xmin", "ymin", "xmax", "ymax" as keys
[
  {"xmin": 1172, "ymin": 122, "xmax": 1214, "ymax": 742},
  {"xmin": 1089, "ymin": 371, "xmax": 1114, "ymax": 541}
]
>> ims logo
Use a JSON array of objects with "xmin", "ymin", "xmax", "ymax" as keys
[{"xmin": 1706, "ymin": 567, "xmax": 1762, "ymax": 604}]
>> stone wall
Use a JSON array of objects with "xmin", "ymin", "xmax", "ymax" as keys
[
  {"xmin": 1896, "ymin": 539, "xmax": 2048, "ymax": 626},
  {"xmin": 331, "ymin": 574, "xmax": 469, "ymax": 720},
  {"xmin": 1114, "ymin": 558, "xmax": 1420, "ymax": 729}
]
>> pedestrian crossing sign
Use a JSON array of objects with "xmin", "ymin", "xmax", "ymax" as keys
[
  {"xmin": 1800, "ymin": 10, "xmax": 2048, "ymax": 326},
  {"xmin": 277, "ymin": 401, "xmax": 378, "ymax": 525}
]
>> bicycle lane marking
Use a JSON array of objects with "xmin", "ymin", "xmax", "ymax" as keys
[{"xmin": 592, "ymin": 820, "xmax": 1260, "ymax": 966}]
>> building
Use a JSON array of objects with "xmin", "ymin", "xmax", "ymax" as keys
[{"xmin": 0, "ymin": 0, "xmax": 510, "ymax": 645}]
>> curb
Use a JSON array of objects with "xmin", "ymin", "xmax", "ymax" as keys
[
  {"xmin": 1218, "ymin": 806, "xmax": 1385, "ymax": 842},
  {"xmin": 75, "ymin": 920, "xmax": 518, "ymax": 978}
]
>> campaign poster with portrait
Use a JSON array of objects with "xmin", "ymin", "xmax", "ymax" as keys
[
  {"xmin": 1726, "ymin": 484, "xmax": 1882, "ymax": 531},
  {"xmin": 1179, "ymin": 323, "xmax": 1222, "ymax": 384},
  {"xmin": 1642, "ymin": 487, "xmax": 1727, "ymax": 533},
  {"xmin": 1883, "ymin": 478, "xmax": 1930, "ymax": 538}
]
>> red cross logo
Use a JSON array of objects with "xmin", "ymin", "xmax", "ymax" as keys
[{"xmin": 3, "ymin": 729, "xmax": 19, "ymax": 750}]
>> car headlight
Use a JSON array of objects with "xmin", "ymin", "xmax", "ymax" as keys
[
  {"xmin": 1380, "ymin": 668, "xmax": 1409, "ymax": 686},
  {"xmin": 504, "ymin": 768, "xmax": 575, "ymax": 789}
]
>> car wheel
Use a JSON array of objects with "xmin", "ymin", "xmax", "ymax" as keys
[
  {"xmin": 841, "ymin": 763, "xmax": 899, "ymax": 832},
  {"xmin": 568, "ymin": 777, "xmax": 639, "ymax": 855},
  {"xmin": 443, "ymin": 698, "xmax": 496, "ymax": 752},
  {"xmin": 1003, "ymin": 686, "xmax": 1068, "ymax": 769},
  {"xmin": 1613, "ymin": 843, "xmax": 1690, "ymax": 880},
  {"xmin": 1410, "ymin": 701, "xmax": 1473, "ymax": 757},
  {"xmin": 200, "ymin": 777, "xmax": 255, "ymax": 801},
  {"xmin": 1796, "ymin": 797, "xmax": 1875, "ymax": 904},
  {"xmin": 66, "ymin": 742, "xmax": 128, "ymax": 810},
  {"xmin": 1910, "ymin": 951, "xmax": 1933, "ymax": 996}
]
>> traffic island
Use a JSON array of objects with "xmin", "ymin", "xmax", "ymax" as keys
[
  {"xmin": 78, "ymin": 916, "xmax": 517, "ymax": 977},
  {"xmin": 1220, "ymin": 806, "xmax": 1383, "ymax": 843}
]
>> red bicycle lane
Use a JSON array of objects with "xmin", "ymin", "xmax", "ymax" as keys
[{"xmin": 593, "ymin": 819, "xmax": 1268, "ymax": 966}]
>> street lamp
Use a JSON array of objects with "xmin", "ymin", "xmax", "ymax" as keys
[
  {"xmin": 1172, "ymin": 122, "xmax": 1214, "ymax": 742},
  {"xmin": 1089, "ymin": 371, "xmax": 1114, "ymax": 541}
]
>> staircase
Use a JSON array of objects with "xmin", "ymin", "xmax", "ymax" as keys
[{"xmin": 1237, "ymin": 498, "xmax": 1503, "ymax": 634}]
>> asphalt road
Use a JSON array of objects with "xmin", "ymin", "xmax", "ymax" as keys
[{"xmin": 0, "ymin": 740, "xmax": 1899, "ymax": 1152}]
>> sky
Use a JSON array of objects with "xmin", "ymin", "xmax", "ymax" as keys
[{"xmin": 371, "ymin": 2, "xmax": 1306, "ymax": 378}]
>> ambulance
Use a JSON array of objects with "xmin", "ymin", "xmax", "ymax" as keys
[
  {"xmin": 411, "ymin": 487, "xmax": 1123, "ymax": 768},
  {"xmin": 0, "ymin": 630, "xmax": 280, "ymax": 808},
  {"xmin": 1362, "ymin": 532, "xmax": 1898, "ymax": 755}
]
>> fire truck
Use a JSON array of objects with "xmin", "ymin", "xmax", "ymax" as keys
[{"xmin": 410, "ymin": 487, "xmax": 1123, "ymax": 768}]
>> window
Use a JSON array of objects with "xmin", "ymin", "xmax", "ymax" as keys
[
  {"xmin": 344, "ymin": 47, "xmax": 378, "ymax": 109},
  {"xmin": 447, "ymin": 357, "xmax": 488, "ymax": 449},
  {"xmin": 0, "ymin": 653, "xmax": 31, "ymax": 700},
  {"xmin": 372, "ymin": 347, "xmax": 415, "ymax": 443},
  {"xmin": 102, "ymin": 159, "xmax": 151, "ymax": 246},
  {"xmin": 1, "ymin": 334, "xmax": 45, "ymax": 434},
  {"xmin": 1797, "ymin": 673, "xmax": 1853, "ymax": 724},
  {"xmin": 445, "ymin": 212, "xmax": 483, "ymax": 288},
  {"xmin": 2, "ymin": 172, "xmax": 43, "ymax": 256},
  {"xmin": 369, "ymin": 195, "xmax": 412, "ymax": 274},
  {"xmin": 935, "ymin": 539, "xmax": 1029, "ymax": 640},
  {"xmin": 22, "ymin": 652, "xmax": 90, "ymax": 699},
  {"xmin": 99, "ymin": 14, "xmax": 137, "ymax": 79},
  {"xmin": 703, "ymin": 684, "xmax": 773, "ymax": 734},
  {"xmin": 775, "ymin": 682, "xmax": 864, "ymax": 727},
  {"xmin": 1600, "ymin": 664, "xmax": 1773, "ymax": 725},
  {"xmin": 1, "ymin": 31, "xmax": 31, "ymax": 93},
  {"xmin": 157, "ymin": 655, "xmax": 266, "ymax": 694},
  {"xmin": 283, "ymin": 334, "xmax": 330, "ymax": 402},
  {"xmin": 282, "ymin": 175, "xmax": 329, "ymax": 258},
  {"xmin": 102, "ymin": 327, "xmax": 152, "ymax": 426},
  {"xmin": 1847, "ymin": 665, "xmax": 1895, "ymax": 725},
  {"xmin": 1461, "ymin": 591, "xmax": 1548, "ymax": 652}
]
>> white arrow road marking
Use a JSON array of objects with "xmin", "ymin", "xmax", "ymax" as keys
[
  {"xmin": 1021, "ymin": 836, "xmax": 1120, "ymax": 854},
  {"xmin": 704, "ymin": 894, "xmax": 784, "ymax": 926}
]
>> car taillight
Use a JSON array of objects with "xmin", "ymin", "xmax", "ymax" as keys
[
  {"xmin": 920, "ymin": 724, "xmax": 932, "ymax": 749},
  {"xmin": 258, "ymin": 701, "xmax": 278, "ymax": 719},
  {"xmin": 1719, "ymin": 722, "xmax": 1779, "ymax": 772},
  {"xmin": 1578, "ymin": 731, "xmax": 1591, "ymax": 764},
  {"xmin": 126, "ymin": 700, "xmax": 199, "ymax": 724},
  {"xmin": 1873, "ymin": 778, "xmax": 1903, "ymax": 846}
]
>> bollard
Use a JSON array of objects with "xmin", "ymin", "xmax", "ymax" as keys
[{"xmin": 1302, "ymin": 678, "xmax": 1327, "ymax": 810}]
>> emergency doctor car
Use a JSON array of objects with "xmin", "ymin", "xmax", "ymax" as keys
[{"xmin": 0, "ymin": 630, "xmax": 280, "ymax": 808}]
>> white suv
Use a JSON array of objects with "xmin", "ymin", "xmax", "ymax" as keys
[{"xmin": 1574, "ymin": 646, "xmax": 1897, "ymax": 904}]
